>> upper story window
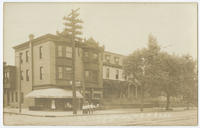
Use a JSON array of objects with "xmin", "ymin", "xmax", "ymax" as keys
[
  {"xmin": 63, "ymin": 67, "xmax": 72, "ymax": 80},
  {"xmin": 21, "ymin": 71, "xmax": 23, "ymax": 80},
  {"xmin": 66, "ymin": 46, "xmax": 72, "ymax": 58},
  {"xmin": 58, "ymin": 67, "xmax": 63, "ymax": 79},
  {"xmin": 4, "ymin": 71, "xmax": 10, "ymax": 81},
  {"xmin": 58, "ymin": 46, "xmax": 62, "ymax": 57},
  {"xmin": 40, "ymin": 67, "xmax": 44, "ymax": 80},
  {"xmin": 105, "ymin": 55, "xmax": 110, "ymax": 63},
  {"xmin": 6, "ymin": 72, "xmax": 10, "ymax": 79},
  {"xmin": 114, "ymin": 57, "xmax": 119, "ymax": 65},
  {"xmin": 85, "ymin": 71, "xmax": 89, "ymax": 79},
  {"xmin": 123, "ymin": 72, "xmax": 127, "ymax": 80},
  {"xmin": 65, "ymin": 67, "xmax": 72, "ymax": 72},
  {"xmin": 26, "ymin": 51, "xmax": 29, "ymax": 62},
  {"xmin": 85, "ymin": 70, "xmax": 98, "ymax": 82},
  {"xmin": 106, "ymin": 68, "xmax": 110, "ymax": 79},
  {"xmin": 93, "ymin": 53, "xmax": 98, "ymax": 60},
  {"xmin": 20, "ymin": 53, "xmax": 23, "ymax": 63},
  {"xmin": 84, "ymin": 52, "xmax": 89, "ymax": 57},
  {"xmin": 39, "ymin": 46, "xmax": 43, "ymax": 59},
  {"xmin": 26, "ymin": 69, "xmax": 29, "ymax": 81},
  {"xmin": 116, "ymin": 70, "xmax": 119, "ymax": 80}
]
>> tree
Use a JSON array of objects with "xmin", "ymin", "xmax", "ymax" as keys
[
  {"xmin": 124, "ymin": 34, "xmax": 197, "ymax": 111},
  {"xmin": 124, "ymin": 34, "xmax": 161, "ymax": 111},
  {"xmin": 59, "ymin": 8, "xmax": 83, "ymax": 114},
  {"xmin": 179, "ymin": 55, "xmax": 197, "ymax": 109},
  {"xmin": 154, "ymin": 52, "xmax": 184, "ymax": 110}
]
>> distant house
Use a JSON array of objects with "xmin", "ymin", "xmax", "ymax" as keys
[
  {"xmin": 102, "ymin": 51, "xmax": 138, "ymax": 102},
  {"xmin": 3, "ymin": 62, "xmax": 17, "ymax": 107}
]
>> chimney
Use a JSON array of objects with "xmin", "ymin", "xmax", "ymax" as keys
[{"xmin": 29, "ymin": 34, "xmax": 34, "ymax": 41}]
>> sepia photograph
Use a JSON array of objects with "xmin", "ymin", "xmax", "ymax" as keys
[{"xmin": 2, "ymin": 1, "xmax": 198, "ymax": 126}]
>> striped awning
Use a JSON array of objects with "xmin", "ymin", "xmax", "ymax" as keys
[{"xmin": 26, "ymin": 88, "xmax": 83, "ymax": 98}]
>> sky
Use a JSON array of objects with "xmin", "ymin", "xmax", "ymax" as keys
[{"xmin": 3, "ymin": 2, "xmax": 197, "ymax": 65}]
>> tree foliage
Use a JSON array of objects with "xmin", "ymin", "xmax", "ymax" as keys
[{"xmin": 124, "ymin": 34, "xmax": 197, "ymax": 110}]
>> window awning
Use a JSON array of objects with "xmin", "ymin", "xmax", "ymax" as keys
[{"xmin": 25, "ymin": 88, "xmax": 83, "ymax": 98}]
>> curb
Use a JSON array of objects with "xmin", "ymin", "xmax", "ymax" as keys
[
  {"xmin": 4, "ymin": 108, "xmax": 192, "ymax": 117},
  {"xmin": 4, "ymin": 111, "xmax": 144, "ymax": 117}
]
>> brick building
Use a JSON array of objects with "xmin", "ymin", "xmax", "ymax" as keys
[{"xmin": 13, "ymin": 34, "xmax": 103, "ymax": 110}]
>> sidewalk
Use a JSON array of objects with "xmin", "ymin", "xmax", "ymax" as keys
[
  {"xmin": 4, "ymin": 107, "xmax": 193, "ymax": 117},
  {"xmin": 4, "ymin": 108, "xmax": 142, "ymax": 117}
]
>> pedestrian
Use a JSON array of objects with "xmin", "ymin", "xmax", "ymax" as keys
[
  {"xmin": 82, "ymin": 103, "xmax": 86, "ymax": 114},
  {"xmin": 89, "ymin": 103, "xmax": 93, "ymax": 114},
  {"xmin": 93, "ymin": 104, "xmax": 96, "ymax": 113},
  {"xmin": 51, "ymin": 99, "xmax": 56, "ymax": 111},
  {"xmin": 96, "ymin": 103, "xmax": 99, "ymax": 110}
]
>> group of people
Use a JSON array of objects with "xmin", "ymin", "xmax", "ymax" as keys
[{"xmin": 82, "ymin": 102, "xmax": 98, "ymax": 114}]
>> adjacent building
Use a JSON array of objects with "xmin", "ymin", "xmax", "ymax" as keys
[
  {"xmin": 3, "ymin": 62, "xmax": 17, "ymax": 107},
  {"xmin": 102, "ymin": 51, "xmax": 138, "ymax": 103}
]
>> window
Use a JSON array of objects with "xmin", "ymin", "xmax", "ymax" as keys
[
  {"xmin": 39, "ymin": 46, "xmax": 43, "ymax": 59},
  {"xmin": 91, "ymin": 71, "xmax": 98, "ymax": 81},
  {"xmin": 26, "ymin": 51, "xmax": 29, "ymax": 62},
  {"xmin": 15, "ymin": 92, "xmax": 18, "ymax": 102},
  {"xmin": 26, "ymin": 69, "xmax": 29, "ymax": 81},
  {"xmin": 85, "ymin": 71, "xmax": 89, "ymax": 80},
  {"xmin": 11, "ymin": 91, "xmax": 14, "ymax": 102},
  {"xmin": 6, "ymin": 72, "xmax": 10, "ymax": 79},
  {"xmin": 84, "ymin": 52, "xmax": 89, "ymax": 57},
  {"xmin": 93, "ymin": 53, "xmax": 98, "ymax": 60},
  {"xmin": 40, "ymin": 67, "xmax": 44, "ymax": 80},
  {"xmin": 58, "ymin": 46, "xmax": 62, "ymax": 57},
  {"xmin": 65, "ymin": 67, "xmax": 72, "ymax": 72},
  {"xmin": 123, "ymin": 72, "xmax": 127, "ymax": 80},
  {"xmin": 116, "ymin": 70, "xmax": 119, "ymax": 79},
  {"xmin": 20, "ymin": 53, "xmax": 23, "ymax": 63},
  {"xmin": 21, "ymin": 93, "xmax": 24, "ymax": 103},
  {"xmin": 105, "ymin": 55, "xmax": 110, "ymax": 63},
  {"xmin": 66, "ymin": 46, "xmax": 72, "ymax": 58},
  {"xmin": 58, "ymin": 67, "xmax": 63, "ymax": 79},
  {"xmin": 64, "ymin": 67, "xmax": 72, "ymax": 79},
  {"xmin": 21, "ymin": 71, "xmax": 23, "ymax": 80},
  {"xmin": 106, "ymin": 68, "xmax": 110, "ymax": 79},
  {"xmin": 85, "ymin": 70, "xmax": 98, "ymax": 82},
  {"xmin": 114, "ymin": 57, "xmax": 119, "ymax": 64}
]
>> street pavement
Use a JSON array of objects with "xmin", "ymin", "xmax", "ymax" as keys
[{"xmin": 3, "ymin": 109, "xmax": 198, "ymax": 126}]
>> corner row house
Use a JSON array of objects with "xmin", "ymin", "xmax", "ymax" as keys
[
  {"xmin": 12, "ymin": 34, "xmax": 104, "ymax": 110},
  {"xmin": 10, "ymin": 33, "xmax": 138, "ymax": 111}
]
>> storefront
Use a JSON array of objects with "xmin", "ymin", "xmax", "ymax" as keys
[{"xmin": 26, "ymin": 88, "xmax": 83, "ymax": 111}]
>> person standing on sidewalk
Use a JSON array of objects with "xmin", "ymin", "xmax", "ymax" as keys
[
  {"xmin": 82, "ymin": 103, "xmax": 86, "ymax": 114},
  {"xmin": 51, "ymin": 99, "xmax": 56, "ymax": 111},
  {"xmin": 92, "ymin": 103, "xmax": 96, "ymax": 113},
  {"xmin": 89, "ymin": 103, "xmax": 93, "ymax": 114}
]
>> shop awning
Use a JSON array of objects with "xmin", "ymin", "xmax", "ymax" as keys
[{"xmin": 26, "ymin": 88, "xmax": 83, "ymax": 98}]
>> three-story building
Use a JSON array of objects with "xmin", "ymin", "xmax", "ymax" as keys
[{"xmin": 13, "ymin": 34, "xmax": 103, "ymax": 110}]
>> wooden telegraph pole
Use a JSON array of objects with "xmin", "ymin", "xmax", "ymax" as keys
[{"xmin": 63, "ymin": 8, "xmax": 83, "ymax": 114}]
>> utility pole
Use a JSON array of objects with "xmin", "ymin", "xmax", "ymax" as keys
[
  {"xmin": 18, "ymin": 53, "xmax": 22, "ymax": 113},
  {"xmin": 63, "ymin": 8, "xmax": 83, "ymax": 114},
  {"xmin": 140, "ymin": 57, "xmax": 145, "ymax": 112}
]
